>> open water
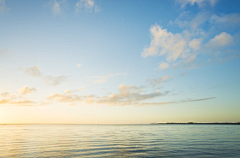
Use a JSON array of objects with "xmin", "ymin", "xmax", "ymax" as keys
[{"xmin": 0, "ymin": 124, "xmax": 239, "ymax": 157}]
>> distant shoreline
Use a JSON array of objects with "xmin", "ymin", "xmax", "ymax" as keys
[{"xmin": 151, "ymin": 122, "xmax": 240, "ymax": 125}]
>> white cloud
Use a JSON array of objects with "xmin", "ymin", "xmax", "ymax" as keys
[
  {"xmin": 210, "ymin": 14, "xmax": 240, "ymax": 29},
  {"xmin": 207, "ymin": 32, "xmax": 233, "ymax": 48},
  {"xmin": 44, "ymin": 75, "xmax": 67, "ymax": 86},
  {"xmin": 176, "ymin": 0, "xmax": 218, "ymax": 8},
  {"xmin": 189, "ymin": 38, "xmax": 202, "ymax": 51},
  {"xmin": 148, "ymin": 76, "xmax": 171, "ymax": 88},
  {"xmin": 158, "ymin": 62, "xmax": 170, "ymax": 70},
  {"xmin": 0, "ymin": 0, "xmax": 7, "ymax": 12},
  {"xmin": 143, "ymin": 10, "xmax": 240, "ymax": 70},
  {"xmin": 50, "ymin": 0, "xmax": 67, "ymax": 16},
  {"xmin": 18, "ymin": 86, "xmax": 36, "ymax": 95},
  {"xmin": 93, "ymin": 73, "xmax": 127, "ymax": 85},
  {"xmin": 75, "ymin": 0, "xmax": 100, "ymax": 13},
  {"xmin": 47, "ymin": 84, "xmax": 169, "ymax": 106},
  {"xmin": 77, "ymin": 64, "xmax": 82, "ymax": 67},
  {"xmin": 23, "ymin": 66, "xmax": 42, "ymax": 77},
  {"xmin": 52, "ymin": 0, "xmax": 61, "ymax": 15},
  {"xmin": 22, "ymin": 66, "xmax": 67, "ymax": 86}
]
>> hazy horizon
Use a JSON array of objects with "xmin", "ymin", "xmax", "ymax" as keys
[{"xmin": 1, "ymin": 0, "xmax": 240, "ymax": 124}]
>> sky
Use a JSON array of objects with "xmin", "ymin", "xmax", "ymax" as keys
[{"xmin": 0, "ymin": 0, "xmax": 240, "ymax": 124}]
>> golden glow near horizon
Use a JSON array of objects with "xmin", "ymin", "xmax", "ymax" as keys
[{"xmin": 0, "ymin": 0, "xmax": 240, "ymax": 124}]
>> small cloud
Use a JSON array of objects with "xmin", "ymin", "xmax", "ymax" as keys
[
  {"xmin": 77, "ymin": 64, "xmax": 82, "ymax": 68},
  {"xmin": 18, "ymin": 86, "xmax": 36, "ymax": 95},
  {"xmin": 21, "ymin": 66, "xmax": 67, "ymax": 86},
  {"xmin": 148, "ymin": 76, "xmax": 172, "ymax": 88},
  {"xmin": 189, "ymin": 38, "xmax": 202, "ymax": 51},
  {"xmin": 94, "ymin": 78, "xmax": 106, "ymax": 84},
  {"xmin": 0, "ymin": 49, "xmax": 9, "ymax": 56},
  {"xmin": 23, "ymin": 66, "xmax": 42, "ymax": 77},
  {"xmin": 0, "ymin": 0, "xmax": 8, "ymax": 12},
  {"xmin": 75, "ymin": 0, "xmax": 100, "ymax": 13},
  {"xmin": 93, "ymin": 73, "xmax": 127, "ymax": 85},
  {"xmin": 1, "ymin": 92, "xmax": 10, "ymax": 97},
  {"xmin": 50, "ymin": 0, "xmax": 67, "ymax": 16},
  {"xmin": 159, "ymin": 62, "xmax": 170, "ymax": 70},
  {"xmin": 207, "ymin": 32, "xmax": 234, "ymax": 48},
  {"xmin": 176, "ymin": 0, "xmax": 218, "ymax": 8},
  {"xmin": 78, "ymin": 87, "xmax": 87, "ymax": 91},
  {"xmin": 44, "ymin": 75, "xmax": 67, "ymax": 86}
]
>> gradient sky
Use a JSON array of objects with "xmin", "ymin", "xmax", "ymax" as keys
[{"xmin": 1, "ymin": 0, "xmax": 240, "ymax": 124}]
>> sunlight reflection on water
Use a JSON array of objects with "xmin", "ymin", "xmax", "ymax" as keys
[{"xmin": 0, "ymin": 125, "xmax": 239, "ymax": 157}]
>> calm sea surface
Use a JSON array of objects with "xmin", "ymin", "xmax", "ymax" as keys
[{"xmin": 0, "ymin": 125, "xmax": 239, "ymax": 157}]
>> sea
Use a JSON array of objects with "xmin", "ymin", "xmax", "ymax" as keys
[{"xmin": 0, "ymin": 124, "xmax": 239, "ymax": 157}]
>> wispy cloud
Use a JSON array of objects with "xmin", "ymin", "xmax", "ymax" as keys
[
  {"xmin": 22, "ymin": 66, "xmax": 42, "ymax": 77},
  {"xmin": 0, "ymin": 99, "xmax": 36, "ymax": 106},
  {"xmin": 176, "ymin": 0, "xmax": 218, "ymax": 8},
  {"xmin": 0, "ymin": 0, "xmax": 8, "ymax": 12},
  {"xmin": 47, "ymin": 84, "xmax": 169, "ymax": 106},
  {"xmin": 18, "ymin": 86, "xmax": 36, "ymax": 95},
  {"xmin": 148, "ymin": 76, "xmax": 172, "ymax": 88},
  {"xmin": 21, "ymin": 66, "xmax": 67, "ymax": 86},
  {"xmin": 93, "ymin": 73, "xmax": 127, "ymax": 85},
  {"xmin": 44, "ymin": 75, "xmax": 67, "ymax": 86},
  {"xmin": 75, "ymin": 0, "xmax": 100, "ymax": 13},
  {"xmin": 178, "ymin": 97, "xmax": 216, "ymax": 103},
  {"xmin": 50, "ymin": 0, "xmax": 67, "ymax": 16}
]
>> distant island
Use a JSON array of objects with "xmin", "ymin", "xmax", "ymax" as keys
[{"xmin": 151, "ymin": 122, "xmax": 240, "ymax": 125}]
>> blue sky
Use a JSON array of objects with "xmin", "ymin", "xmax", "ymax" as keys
[{"xmin": 0, "ymin": 0, "xmax": 240, "ymax": 124}]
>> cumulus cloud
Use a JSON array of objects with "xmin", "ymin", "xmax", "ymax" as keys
[
  {"xmin": 44, "ymin": 75, "xmax": 67, "ymax": 86},
  {"xmin": 75, "ymin": 0, "xmax": 100, "ymax": 13},
  {"xmin": 93, "ymin": 73, "xmax": 127, "ymax": 85},
  {"xmin": 0, "ymin": 89, "xmax": 36, "ymax": 106},
  {"xmin": 18, "ymin": 86, "xmax": 36, "ymax": 95},
  {"xmin": 141, "ymin": 25, "xmax": 190, "ymax": 62},
  {"xmin": 176, "ymin": 0, "xmax": 218, "ymax": 8},
  {"xmin": 142, "ymin": 10, "xmax": 240, "ymax": 70},
  {"xmin": 189, "ymin": 38, "xmax": 202, "ymax": 51},
  {"xmin": 207, "ymin": 32, "xmax": 233, "ymax": 48}
]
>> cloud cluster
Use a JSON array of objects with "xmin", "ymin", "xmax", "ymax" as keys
[
  {"xmin": 142, "ymin": 11, "xmax": 240, "ymax": 70},
  {"xmin": 75, "ymin": 0, "xmax": 100, "ymax": 13},
  {"xmin": 21, "ymin": 66, "xmax": 67, "ymax": 86},
  {"xmin": 176, "ymin": 0, "xmax": 218, "ymax": 8},
  {"xmin": 0, "ymin": 87, "xmax": 36, "ymax": 106},
  {"xmin": 47, "ymin": 84, "xmax": 169, "ymax": 106},
  {"xmin": 18, "ymin": 86, "xmax": 36, "ymax": 95}
]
